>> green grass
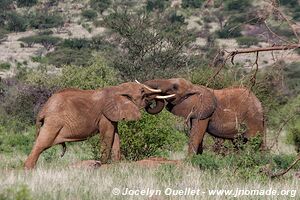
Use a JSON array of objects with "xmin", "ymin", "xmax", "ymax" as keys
[{"xmin": 0, "ymin": 142, "xmax": 299, "ymax": 200}]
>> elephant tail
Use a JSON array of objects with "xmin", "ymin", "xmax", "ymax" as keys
[
  {"xmin": 35, "ymin": 116, "xmax": 44, "ymax": 139},
  {"xmin": 61, "ymin": 142, "xmax": 67, "ymax": 157}
]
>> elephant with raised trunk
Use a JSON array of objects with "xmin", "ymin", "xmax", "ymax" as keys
[
  {"xmin": 24, "ymin": 82, "xmax": 170, "ymax": 169},
  {"xmin": 143, "ymin": 78, "xmax": 265, "ymax": 155}
]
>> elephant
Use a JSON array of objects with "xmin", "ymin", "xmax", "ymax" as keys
[
  {"xmin": 144, "ymin": 78, "xmax": 265, "ymax": 155},
  {"xmin": 24, "ymin": 81, "xmax": 169, "ymax": 169}
]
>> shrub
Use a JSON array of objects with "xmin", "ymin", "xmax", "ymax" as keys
[
  {"xmin": 190, "ymin": 152, "xmax": 221, "ymax": 170},
  {"xmin": 16, "ymin": 0, "xmax": 37, "ymax": 7},
  {"xmin": 6, "ymin": 12, "xmax": 28, "ymax": 32},
  {"xmin": 0, "ymin": 29, "xmax": 8, "ymax": 43},
  {"xmin": 216, "ymin": 23, "xmax": 242, "ymax": 38},
  {"xmin": 0, "ymin": 79, "xmax": 55, "ymax": 129},
  {"xmin": 51, "ymin": 58, "xmax": 118, "ymax": 89},
  {"xmin": 90, "ymin": 0, "xmax": 111, "ymax": 14},
  {"xmin": 61, "ymin": 38, "xmax": 91, "ymax": 49},
  {"xmin": 26, "ymin": 57, "xmax": 118, "ymax": 90},
  {"xmin": 283, "ymin": 62, "xmax": 300, "ymax": 95},
  {"xmin": 0, "ymin": 62, "xmax": 11, "ymax": 70},
  {"xmin": 279, "ymin": 0, "xmax": 299, "ymax": 7},
  {"xmin": 82, "ymin": 9, "xmax": 98, "ymax": 20},
  {"xmin": 169, "ymin": 11, "xmax": 185, "ymax": 24},
  {"xmin": 182, "ymin": 0, "xmax": 204, "ymax": 9},
  {"xmin": 224, "ymin": 0, "xmax": 251, "ymax": 12},
  {"xmin": 118, "ymin": 111, "xmax": 187, "ymax": 160},
  {"xmin": 46, "ymin": 48, "xmax": 91, "ymax": 67},
  {"xmin": 27, "ymin": 12, "xmax": 64, "ymax": 29},
  {"xmin": 236, "ymin": 36, "xmax": 259, "ymax": 47},
  {"xmin": 18, "ymin": 35, "xmax": 61, "ymax": 50},
  {"xmin": 269, "ymin": 23, "xmax": 295, "ymax": 39},
  {"xmin": 293, "ymin": 6, "xmax": 300, "ymax": 20},
  {"xmin": 146, "ymin": 0, "xmax": 168, "ymax": 12},
  {"xmin": 104, "ymin": 10, "xmax": 195, "ymax": 81}
]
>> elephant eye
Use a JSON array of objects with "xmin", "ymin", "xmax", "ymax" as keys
[
  {"xmin": 121, "ymin": 94, "xmax": 133, "ymax": 101},
  {"xmin": 173, "ymin": 84, "xmax": 179, "ymax": 91}
]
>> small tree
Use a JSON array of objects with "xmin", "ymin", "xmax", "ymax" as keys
[{"xmin": 104, "ymin": 10, "xmax": 195, "ymax": 81}]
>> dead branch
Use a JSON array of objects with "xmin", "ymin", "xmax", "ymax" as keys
[
  {"xmin": 264, "ymin": 21, "xmax": 293, "ymax": 44},
  {"xmin": 249, "ymin": 51, "xmax": 259, "ymax": 89},
  {"xmin": 270, "ymin": 154, "xmax": 300, "ymax": 178},
  {"xmin": 229, "ymin": 44, "xmax": 300, "ymax": 64}
]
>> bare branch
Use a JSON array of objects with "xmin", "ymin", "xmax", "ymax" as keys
[{"xmin": 270, "ymin": 154, "xmax": 300, "ymax": 178}]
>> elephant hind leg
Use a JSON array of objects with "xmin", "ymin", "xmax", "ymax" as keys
[{"xmin": 24, "ymin": 123, "xmax": 62, "ymax": 169}]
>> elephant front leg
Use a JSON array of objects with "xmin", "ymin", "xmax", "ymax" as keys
[
  {"xmin": 188, "ymin": 119, "xmax": 209, "ymax": 155},
  {"xmin": 99, "ymin": 117, "xmax": 117, "ymax": 164},
  {"xmin": 111, "ymin": 132, "xmax": 121, "ymax": 161}
]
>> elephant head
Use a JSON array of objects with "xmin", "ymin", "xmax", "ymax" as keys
[
  {"xmin": 143, "ymin": 78, "xmax": 217, "ymax": 120},
  {"xmin": 101, "ymin": 81, "xmax": 163, "ymax": 122}
]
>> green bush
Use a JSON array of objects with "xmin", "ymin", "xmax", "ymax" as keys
[
  {"xmin": 0, "ymin": 127, "xmax": 35, "ymax": 154},
  {"xmin": 182, "ymin": 0, "xmax": 204, "ymax": 9},
  {"xmin": 26, "ymin": 57, "xmax": 118, "ymax": 90},
  {"xmin": 0, "ymin": 29, "xmax": 8, "ymax": 43},
  {"xmin": 0, "ymin": 62, "xmax": 11, "ymax": 70},
  {"xmin": 236, "ymin": 36, "xmax": 259, "ymax": 47},
  {"xmin": 146, "ymin": 0, "xmax": 168, "ymax": 12},
  {"xmin": 118, "ymin": 110, "xmax": 187, "ymax": 160},
  {"xmin": 6, "ymin": 12, "xmax": 28, "ymax": 32},
  {"xmin": 61, "ymin": 38, "xmax": 91, "ymax": 49},
  {"xmin": 90, "ymin": 0, "xmax": 111, "ymax": 14},
  {"xmin": 27, "ymin": 12, "xmax": 64, "ymax": 29},
  {"xmin": 46, "ymin": 48, "xmax": 91, "ymax": 67},
  {"xmin": 18, "ymin": 35, "xmax": 61, "ymax": 50},
  {"xmin": 283, "ymin": 62, "xmax": 300, "ymax": 95},
  {"xmin": 279, "ymin": 0, "xmax": 299, "ymax": 7},
  {"xmin": 216, "ymin": 26, "xmax": 241, "ymax": 38},
  {"xmin": 293, "ymin": 6, "xmax": 300, "ymax": 20},
  {"xmin": 16, "ymin": 0, "xmax": 37, "ymax": 7},
  {"xmin": 190, "ymin": 152, "xmax": 221, "ymax": 170},
  {"xmin": 224, "ymin": 0, "xmax": 251, "ymax": 12},
  {"xmin": 82, "ymin": 9, "xmax": 98, "ymax": 20}
]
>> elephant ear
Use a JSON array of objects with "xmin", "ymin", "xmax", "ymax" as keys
[
  {"xmin": 103, "ymin": 94, "xmax": 141, "ymax": 122},
  {"xmin": 168, "ymin": 87, "xmax": 216, "ymax": 120}
]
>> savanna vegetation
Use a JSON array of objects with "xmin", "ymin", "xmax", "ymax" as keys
[{"xmin": 0, "ymin": 0, "xmax": 300, "ymax": 199}]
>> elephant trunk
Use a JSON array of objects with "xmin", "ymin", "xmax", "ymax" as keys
[
  {"xmin": 143, "ymin": 80, "xmax": 167, "ymax": 115},
  {"xmin": 145, "ymin": 99, "xmax": 165, "ymax": 114}
]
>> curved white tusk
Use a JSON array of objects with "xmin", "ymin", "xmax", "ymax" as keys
[
  {"xmin": 155, "ymin": 94, "xmax": 176, "ymax": 99},
  {"xmin": 135, "ymin": 80, "xmax": 162, "ymax": 93}
]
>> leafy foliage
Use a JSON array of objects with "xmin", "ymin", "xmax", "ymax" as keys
[
  {"xmin": 16, "ymin": 0, "xmax": 37, "ymax": 7},
  {"xmin": 27, "ymin": 12, "xmax": 64, "ymax": 29},
  {"xmin": 46, "ymin": 48, "xmax": 91, "ymax": 67},
  {"xmin": 82, "ymin": 9, "xmax": 98, "ymax": 20},
  {"xmin": 90, "ymin": 0, "xmax": 111, "ymax": 14},
  {"xmin": 182, "ymin": 0, "xmax": 204, "ymax": 9},
  {"xmin": 236, "ymin": 36, "xmax": 260, "ymax": 47},
  {"xmin": 6, "ymin": 12, "xmax": 28, "ymax": 32},
  {"xmin": 119, "ymin": 111, "xmax": 187, "ymax": 160},
  {"xmin": 18, "ymin": 35, "xmax": 61, "ymax": 50},
  {"xmin": 104, "ymin": 9, "xmax": 195, "ymax": 81}
]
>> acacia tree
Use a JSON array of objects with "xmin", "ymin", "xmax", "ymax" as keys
[{"xmin": 104, "ymin": 9, "xmax": 195, "ymax": 81}]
